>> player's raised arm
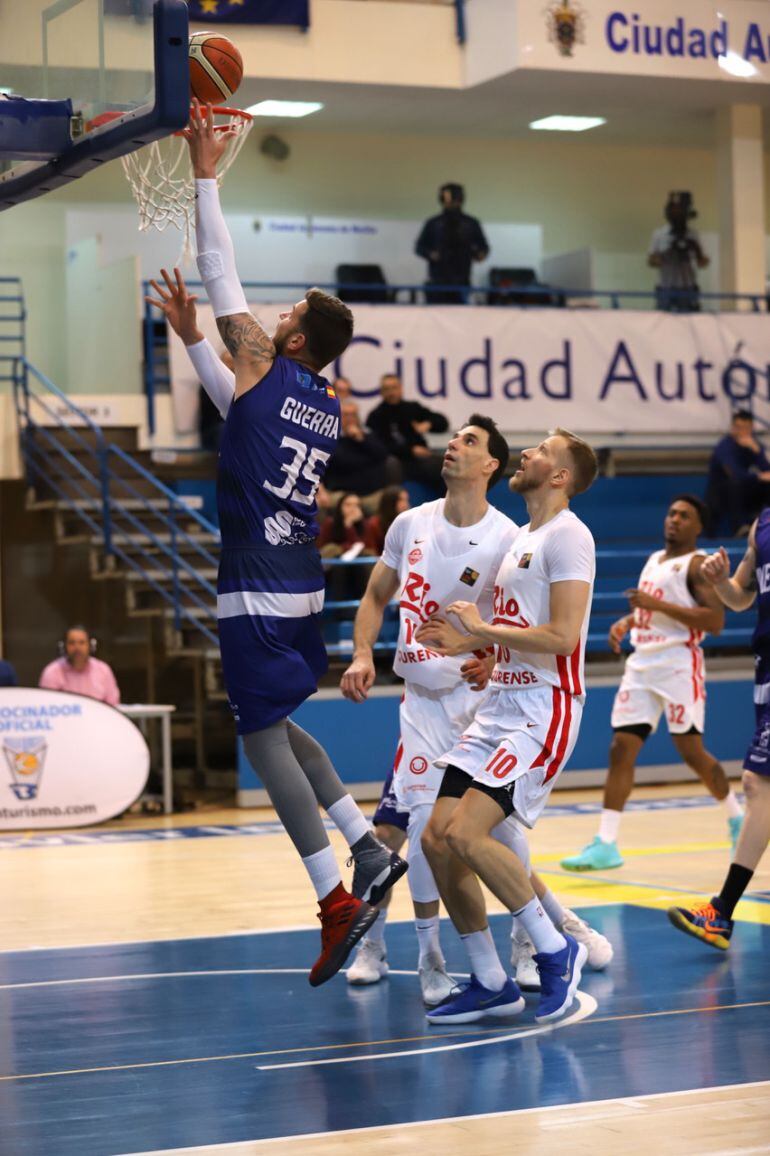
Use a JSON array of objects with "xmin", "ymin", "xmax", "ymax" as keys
[
  {"xmin": 187, "ymin": 100, "xmax": 275, "ymax": 395},
  {"xmin": 145, "ymin": 267, "xmax": 235, "ymax": 419}
]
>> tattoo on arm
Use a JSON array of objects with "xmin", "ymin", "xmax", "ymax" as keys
[
  {"xmin": 216, "ymin": 313, "xmax": 275, "ymax": 364},
  {"xmin": 740, "ymin": 545, "xmax": 758, "ymax": 591}
]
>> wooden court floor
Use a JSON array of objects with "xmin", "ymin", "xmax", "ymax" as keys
[{"xmin": 1, "ymin": 781, "xmax": 769, "ymax": 1155}]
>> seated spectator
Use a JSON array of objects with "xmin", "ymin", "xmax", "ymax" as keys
[
  {"xmin": 318, "ymin": 493, "xmax": 372, "ymax": 600},
  {"xmin": 706, "ymin": 409, "xmax": 770, "ymax": 534},
  {"xmin": 39, "ymin": 625, "xmax": 120, "ymax": 705},
  {"xmin": 365, "ymin": 373, "xmax": 448, "ymax": 488},
  {"xmin": 0, "ymin": 656, "xmax": 18, "ymax": 687},
  {"xmin": 324, "ymin": 399, "xmax": 402, "ymax": 498},
  {"xmin": 365, "ymin": 486, "xmax": 410, "ymax": 555}
]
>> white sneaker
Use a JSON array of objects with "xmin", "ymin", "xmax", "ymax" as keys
[
  {"xmin": 346, "ymin": 938, "xmax": 389, "ymax": 985},
  {"xmin": 510, "ymin": 924, "xmax": 540, "ymax": 991},
  {"xmin": 560, "ymin": 908, "xmax": 614, "ymax": 970},
  {"xmin": 419, "ymin": 955, "xmax": 456, "ymax": 1007}
]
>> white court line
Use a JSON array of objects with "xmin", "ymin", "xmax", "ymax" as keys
[
  {"xmin": 0, "ymin": 966, "xmax": 438, "ymax": 992},
  {"xmin": 256, "ymin": 991, "xmax": 597, "ymax": 1070},
  {"xmin": 115, "ymin": 1080, "xmax": 770, "ymax": 1156}
]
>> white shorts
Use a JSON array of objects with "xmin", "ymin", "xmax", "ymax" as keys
[
  {"xmin": 611, "ymin": 651, "xmax": 705, "ymax": 736},
  {"xmin": 438, "ymin": 684, "xmax": 583, "ymax": 829},
  {"xmin": 394, "ymin": 680, "xmax": 484, "ymax": 810}
]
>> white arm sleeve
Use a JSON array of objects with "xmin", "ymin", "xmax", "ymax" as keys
[
  {"xmin": 194, "ymin": 179, "xmax": 250, "ymax": 319},
  {"xmin": 185, "ymin": 337, "xmax": 235, "ymax": 420}
]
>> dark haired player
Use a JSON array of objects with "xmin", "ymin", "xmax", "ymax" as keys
[
  {"xmin": 147, "ymin": 103, "xmax": 406, "ymax": 988},
  {"xmin": 562, "ymin": 495, "xmax": 743, "ymax": 872},
  {"xmin": 669, "ymin": 513, "xmax": 770, "ymax": 948}
]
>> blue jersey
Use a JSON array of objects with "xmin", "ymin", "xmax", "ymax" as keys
[
  {"xmin": 217, "ymin": 356, "xmax": 340, "ymax": 549},
  {"xmin": 752, "ymin": 507, "xmax": 770, "ymax": 665}
]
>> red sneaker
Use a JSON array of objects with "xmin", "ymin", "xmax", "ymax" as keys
[{"xmin": 309, "ymin": 893, "xmax": 379, "ymax": 987}]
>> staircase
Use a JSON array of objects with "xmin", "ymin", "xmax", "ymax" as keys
[{"xmin": 13, "ymin": 357, "xmax": 233, "ymax": 784}]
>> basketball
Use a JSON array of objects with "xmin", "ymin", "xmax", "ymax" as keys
[{"xmin": 189, "ymin": 32, "xmax": 243, "ymax": 104}]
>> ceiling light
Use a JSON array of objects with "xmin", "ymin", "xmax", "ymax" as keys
[
  {"xmin": 245, "ymin": 100, "xmax": 323, "ymax": 118},
  {"xmin": 529, "ymin": 115, "xmax": 606, "ymax": 132},
  {"xmin": 718, "ymin": 51, "xmax": 757, "ymax": 78}
]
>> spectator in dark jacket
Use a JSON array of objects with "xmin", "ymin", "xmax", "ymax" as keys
[
  {"xmin": 707, "ymin": 410, "xmax": 770, "ymax": 534},
  {"xmin": 318, "ymin": 493, "xmax": 372, "ymax": 600},
  {"xmin": 324, "ymin": 400, "xmax": 402, "ymax": 497},
  {"xmin": 0, "ymin": 657, "xmax": 18, "ymax": 687},
  {"xmin": 365, "ymin": 374, "xmax": 448, "ymax": 488},
  {"xmin": 415, "ymin": 182, "xmax": 489, "ymax": 303}
]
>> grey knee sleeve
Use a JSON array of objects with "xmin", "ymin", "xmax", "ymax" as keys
[
  {"xmin": 243, "ymin": 722, "xmax": 329, "ymax": 858},
  {"xmin": 286, "ymin": 720, "xmax": 348, "ymax": 810}
]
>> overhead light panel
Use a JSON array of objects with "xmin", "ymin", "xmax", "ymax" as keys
[
  {"xmin": 245, "ymin": 100, "xmax": 323, "ymax": 118},
  {"xmin": 718, "ymin": 51, "xmax": 757, "ymax": 78},
  {"xmin": 529, "ymin": 115, "xmax": 606, "ymax": 132}
]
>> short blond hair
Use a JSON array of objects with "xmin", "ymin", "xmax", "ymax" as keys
[{"xmin": 553, "ymin": 428, "xmax": 598, "ymax": 496}]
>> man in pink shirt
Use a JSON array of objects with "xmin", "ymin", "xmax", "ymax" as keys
[{"xmin": 39, "ymin": 625, "xmax": 121, "ymax": 706}]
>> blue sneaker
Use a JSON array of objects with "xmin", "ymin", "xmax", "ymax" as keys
[
  {"xmin": 534, "ymin": 934, "xmax": 587, "ymax": 1023},
  {"xmin": 728, "ymin": 815, "xmax": 743, "ymax": 853},
  {"xmin": 425, "ymin": 974, "xmax": 525, "ymax": 1024},
  {"xmin": 560, "ymin": 836, "xmax": 623, "ymax": 871}
]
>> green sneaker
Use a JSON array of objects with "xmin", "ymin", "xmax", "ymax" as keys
[
  {"xmin": 728, "ymin": 814, "xmax": 743, "ymax": 853},
  {"xmin": 560, "ymin": 836, "xmax": 624, "ymax": 872}
]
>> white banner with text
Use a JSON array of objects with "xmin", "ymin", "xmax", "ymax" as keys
[
  {"xmin": 169, "ymin": 304, "xmax": 770, "ymax": 437},
  {"xmin": 0, "ymin": 689, "xmax": 150, "ymax": 830}
]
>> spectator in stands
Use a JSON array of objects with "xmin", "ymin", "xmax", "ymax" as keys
[
  {"xmin": 39, "ymin": 626, "xmax": 120, "ymax": 705},
  {"xmin": 707, "ymin": 410, "xmax": 770, "ymax": 535},
  {"xmin": 332, "ymin": 376, "xmax": 353, "ymax": 401},
  {"xmin": 365, "ymin": 374, "xmax": 448, "ymax": 488},
  {"xmin": 0, "ymin": 656, "xmax": 18, "ymax": 687},
  {"xmin": 415, "ymin": 182, "xmax": 489, "ymax": 304},
  {"xmin": 648, "ymin": 190, "xmax": 709, "ymax": 312},
  {"xmin": 365, "ymin": 486, "xmax": 410, "ymax": 555},
  {"xmin": 324, "ymin": 399, "xmax": 402, "ymax": 499},
  {"xmin": 319, "ymin": 493, "xmax": 372, "ymax": 600}
]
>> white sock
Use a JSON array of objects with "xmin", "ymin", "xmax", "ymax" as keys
[
  {"xmin": 460, "ymin": 927, "xmax": 507, "ymax": 991},
  {"xmin": 366, "ymin": 909, "xmax": 388, "ymax": 947},
  {"xmin": 513, "ymin": 897, "xmax": 567, "ymax": 955},
  {"xmin": 598, "ymin": 808, "xmax": 622, "ymax": 844},
  {"xmin": 302, "ymin": 846, "xmax": 341, "ymax": 901},
  {"xmin": 327, "ymin": 794, "xmax": 371, "ymax": 848},
  {"xmin": 538, "ymin": 887, "xmax": 567, "ymax": 929},
  {"xmin": 415, "ymin": 915, "xmax": 442, "ymax": 965},
  {"xmin": 723, "ymin": 790, "xmax": 743, "ymax": 819}
]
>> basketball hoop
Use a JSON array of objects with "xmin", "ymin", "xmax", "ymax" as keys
[{"xmin": 112, "ymin": 105, "xmax": 253, "ymax": 259}]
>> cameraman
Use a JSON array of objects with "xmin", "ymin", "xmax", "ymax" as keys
[
  {"xmin": 415, "ymin": 183, "xmax": 489, "ymax": 304},
  {"xmin": 648, "ymin": 191, "xmax": 709, "ymax": 312}
]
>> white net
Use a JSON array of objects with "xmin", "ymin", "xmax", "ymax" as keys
[{"xmin": 120, "ymin": 108, "xmax": 253, "ymax": 259}]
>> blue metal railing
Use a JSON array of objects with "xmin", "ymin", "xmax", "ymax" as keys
[
  {"xmin": 13, "ymin": 356, "xmax": 220, "ymax": 649},
  {"xmin": 0, "ymin": 277, "xmax": 25, "ymax": 386},
  {"xmin": 454, "ymin": 0, "xmax": 466, "ymax": 44}
]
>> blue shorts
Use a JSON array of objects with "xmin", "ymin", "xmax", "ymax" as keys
[
  {"xmin": 217, "ymin": 544, "xmax": 328, "ymax": 735},
  {"xmin": 372, "ymin": 749, "xmax": 409, "ymax": 832},
  {"xmin": 743, "ymin": 689, "xmax": 770, "ymax": 777}
]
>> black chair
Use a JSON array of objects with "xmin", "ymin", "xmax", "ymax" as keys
[
  {"xmin": 488, "ymin": 267, "xmax": 562, "ymax": 307},
  {"xmin": 335, "ymin": 264, "xmax": 391, "ymax": 304}
]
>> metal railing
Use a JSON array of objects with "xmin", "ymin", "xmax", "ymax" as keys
[
  {"xmin": 0, "ymin": 277, "xmax": 25, "ymax": 387},
  {"xmin": 13, "ymin": 357, "xmax": 220, "ymax": 649}
]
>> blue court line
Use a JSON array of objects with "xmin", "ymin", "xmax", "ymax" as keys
[{"xmin": 0, "ymin": 793, "xmax": 740, "ymax": 849}]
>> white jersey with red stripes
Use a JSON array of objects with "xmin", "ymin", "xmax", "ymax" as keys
[
  {"xmin": 489, "ymin": 508, "xmax": 595, "ymax": 700},
  {"xmin": 628, "ymin": 549, "xmax": 705, "ymax": 660},
  {"xmin": 382, "ymin": 499, "xmax": 518, "ymax": 691}
]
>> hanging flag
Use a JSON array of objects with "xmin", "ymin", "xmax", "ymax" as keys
[{"xmin": 185, "ymin": 0, "xmax": 310, "ymax": 28}]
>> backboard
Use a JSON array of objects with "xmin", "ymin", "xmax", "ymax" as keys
[{"xmin": 0, "ymin": 0, "xmax": 189, "ymax": 210}]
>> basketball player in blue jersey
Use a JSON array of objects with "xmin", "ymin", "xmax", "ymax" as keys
[
  {"xmin": 669, "ymin": 510, "xmax": 770, "ymax": 949},
  {"xmin": 147, "ymin": 102, "xmax": 406, "ymax": 987}
]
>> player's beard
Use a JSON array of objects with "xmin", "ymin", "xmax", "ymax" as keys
[{"xmin": 510, "ymin": 472, "xmax": 537, "ymax": 494}]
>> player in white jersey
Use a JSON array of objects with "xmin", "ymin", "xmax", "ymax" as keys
[
  {"xmin": 417, "ymin": 429, "xmax": 599, "ymax": 1025},
  {"xmin": 562, "ymin": 494, "xmax": 744, "ymax": 873},
  {"xmin": 341, "ymin": 415, "xmax": 517, "ymax": 1005}
]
